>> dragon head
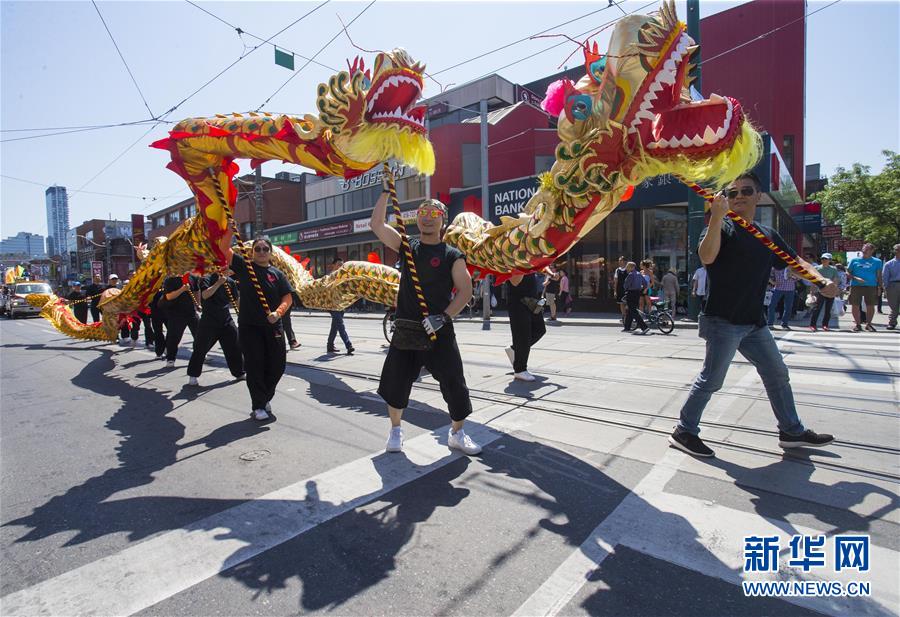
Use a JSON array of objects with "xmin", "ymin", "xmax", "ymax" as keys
[
  {"xmin": 545, "ymin": 0, "xmax": 760, "ymax": 196},
  {"xmin": 317, "ymin": 48, "xmax": 434, "ymax": 175}
]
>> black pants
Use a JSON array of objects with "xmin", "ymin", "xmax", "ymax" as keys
[
  {"xmin": 810, "ymin": 296, "xmax": 834, "ymax": 328},
  {"xmin": 73, "ymin": 304, "xmax": 89, "ymax": 324},
  {"xmin": 240, "ymin": 322, "xmax": 286, "ymax": 411},
  {"xmin": 140, "ymin": 313, "xmax": 155, "ymax": 347},
  {"xmin": 187, "ymin": 319, "xmax": 244, "ymax": 378},
  {"xmin": 151, "ymin": 312, "xmax": 167, "ymax": 356},
  {"xmin": 120, "ymin": 320, "xmax": 140, "ymax": 341},
  {"xmin": 165, "ymin": 312, "xmax": 198, "ymax": 361},
  {"xmin": 624, "ymin": 290, "xmax": 647, "ymax": 330},
  {"xmin": 508, "ymin": 301, "xmax": 546, "ymax": 373},
  {"xmin": 90, "ymin": 305, "xmax": 101, "ymax": 323},
  {"xmin": 328, "ymin": 311, "xmax": 351, "ymax": 349},
  {"xmin": 377, "ymin": 323, "xmax": 472, "ymax": 421},
  {"xmin": 281, "ymin": 307, "xmax": 297, "ymax": 344}
]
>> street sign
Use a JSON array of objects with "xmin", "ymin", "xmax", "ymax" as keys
[
  {"xmin": 274, "ymin": 48, "xmax": 294, "ymax": 70},
  {"xmin": 822, "ymin": 224, "xmax": 842, "ymax": 238},
  {"xmin": 91, "ymin": 261, "xmax": 104, "ymax": 281}
]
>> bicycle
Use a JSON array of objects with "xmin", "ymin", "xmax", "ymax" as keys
[
  {"xmin": 383, "ymin": 309, "xmax": 396, "ymax": 345},
  {"xmin": 627, "ymin": 297, "xmax": 675, "ymax": 334}
]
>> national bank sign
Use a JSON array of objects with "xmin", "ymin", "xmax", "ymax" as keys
[{"xmin": 448, "ymin": 177, "xmax": 539, "ymax": 225}]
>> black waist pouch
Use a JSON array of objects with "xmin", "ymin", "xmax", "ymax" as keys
[{"xmin": 391, "ymin": 318, "xmax": 434, "ymax": 351}]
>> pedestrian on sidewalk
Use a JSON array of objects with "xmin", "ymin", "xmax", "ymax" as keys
[
  {"xmin": 662, "ymin": 268, "xmax": 679, "ymax": 311},
  {"xmin": 558, "ymin": 268, "xmax": 572, "ymax": 315},
  {"xmin": 162, "ymin": 273, "xmax": 199, "ymax": 367},
  {"xmin": 767, "ymin": 266, "xmax": 797, "ymax": 330},
  {"xmin": 883, "ymin": 243, "xmax": 900, "ymax": 329},
  {"xmin": 370, "ymin": 192, "xmax": 482, "ymax": 456},
  {"xmin": 809, "ymin": 253, "xmax": 840, "ymax": 331},
  {"xmin": 228, "ymin": 237, "xmax": 294, "ymax": 423},
  {"xmin": 623, "ymin": 261, "xmax": 649, "ymax": 335},
  {"xmin": 614, "ymin": 256, "xmax": 628, "ymax": 322},
  {"xmin": 186, "ymin": 270, "xmax": 244, "ymax": 386},
  {"xmin": 668, "ymin": 173, "xmax": 837, "ymax": 458},
  {"xmin": 692, "ymin": 265, "xmax": 708, "ymax": 314},
  {"xmin": 639, "ymin": 260, "xmax": 655, "ymax": 313},
  {"xmin": 848, "ymin": 242, "xmax": 883, "ymax": 332},
  {"xmin": 543, "ymin": 265, "xmax": 561, "ymax": 321},
  {"xmin": 327, "ymin": 258, "xmax": 354, "ymax": 354},
  {"xmin": 505, "ymin": 273, "xmax": 546, "ymax": 382}
]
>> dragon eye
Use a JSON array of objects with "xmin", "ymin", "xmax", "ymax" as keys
[
  {"xmin": 361, "ymin": 76, "xmax": 371, "ymax": 90},
  {"xmin": 565, "ymin": 94, "xmax": 593, "ymax": 121}
]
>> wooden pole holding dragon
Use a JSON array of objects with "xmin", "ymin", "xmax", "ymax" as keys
[
  {"xmin": 383, "ymin": 162, "xmax": 437, "ymax": 343},
  {"xmin": 679, "ymin": 179, "xmax": 828, "ymax": 289}
]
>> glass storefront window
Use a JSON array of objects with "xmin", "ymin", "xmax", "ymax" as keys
[{"xmin": 642, "ymin": 207, "xmax": 687, "ymax": 283}]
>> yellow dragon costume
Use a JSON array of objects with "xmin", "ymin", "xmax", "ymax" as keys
[{"xmin": 33, "ymin": 2, "xmax": 763, "ymax": 340}]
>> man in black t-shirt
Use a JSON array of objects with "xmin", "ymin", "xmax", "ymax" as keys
[
  {"xmin": 668, "ymin": 173, "xmax": 839, "ymax": 458},
  {"xmin": 613, "ymin": 256, "xmax": 628, "ymax": 322},
  {"xmin": 84, "ymin": 276, "xmax": 104, "ymax": 323},
  {"xmin": 370, "ymin": 192, "xmax": 481, "ymax": 456},
  {"xmin": 66, "ymin": 280, "xmax": 89, "ymax": 324},
  {"xmin": 162, "ymin": 273, "xmax": 200, "ymax": 367},
  {"xmin": 186, "ymin": 270, "xmax": 244, "ymax": 386},
  {"xmin": 505, "ymin": 273, "xmax": 546, "ymax": 381}
]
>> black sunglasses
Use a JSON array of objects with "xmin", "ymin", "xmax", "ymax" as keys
[
  {"xmin": 726, "ymin": 187, "xmax": 756, "ymax": 199},
  {"xmin": 253, "ymin": 246, "xmax": 271, "ymax": 253}
]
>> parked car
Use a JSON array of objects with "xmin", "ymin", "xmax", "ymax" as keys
[{"xmin": 5, "ymin": 281, "xmax": 52, "ymax": 318}]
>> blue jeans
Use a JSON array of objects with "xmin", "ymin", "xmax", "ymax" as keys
[
  {"xmin": 328, "ymin": 311, "xmax": 351, "ymax": 348},
  {"xmin": 676, "ymin": 315, "xmax": 805, "ymax": 437},
  {"xmin": 767, "ymin": 289, "xmax": 795, "ymax": 326}
]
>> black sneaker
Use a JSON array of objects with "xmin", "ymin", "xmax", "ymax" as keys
[
  {"xmin": 782, "ymin": 324, "xmax": 792, "ymax": 331},
  {"xmin": 346, "ymin": 346, "xmax": 355, "ymax": 355},
  {"xmin": 668, "ymin": 430, "xmax": 715, "ymax": 458},
  {"xmin": 852, "ymin": 324, "xmax": 862, "ymax": 332},
  {"xmin": 327, "ymin": 347, "xmax": 339, "ymax": 353},
  {"xmin": 779, "ymin": 430, "xmax": 834, "ymax": 449}
]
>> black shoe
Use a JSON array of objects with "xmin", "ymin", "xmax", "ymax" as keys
[
  {"xmin": 781, "ymin": 324, "xmax": 792, "ymax": 330},
  {"xmin": 852, "ymin": 324, "xmax": 862, "ymax": 332},
  {"xmin": 887, "ymin": 324, "xmax": 896, "ymax": 330},
  {"xmin": 327, "ymin": 347, "xmax": 339, "ymax": 353},
  {"xmin": 346, "ymin": 346, "xmax": 355, "ymax": 355},
  {"xmin": 668, "ymin": 430, "xmax": 715, "ymax": 457},
  {"xmin": 779, "ymin": 429, "xmax": 834, "ymax": 449}
]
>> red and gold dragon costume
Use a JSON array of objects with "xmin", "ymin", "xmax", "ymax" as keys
[
  {"xmin": 32, "ymin": 49, "xmax": 431, "ymax": 341},
  {"xmin": 445, "ymin": 1, "xmax": 763, "ymax": 278}
]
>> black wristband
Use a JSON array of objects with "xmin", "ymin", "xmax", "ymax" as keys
[{"xmin": 442, "ymin": 311, "xmax": 452, "ymax": 322}]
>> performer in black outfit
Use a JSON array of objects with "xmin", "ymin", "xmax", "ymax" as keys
[
  {"xmin": 186, "ymin": 270, "xmax": 244, "ymax": 385},
  {"xmin": 370, "ymin": 192, "xmax": 482, "ymax": 456},
  {"xmin": 162, "ymin": 273, "xmax": 199, "ymax": 367},
  {"xmin": 505, "ymin": 273, "xmax": 546, "ymax": 382},
  {"xmin": 149, "ymin": 289, "xmax": 167, "ymax": 359},
  {"xmin": 66, "ymin": 280, "xmax": 89, "ymax": 324},
  {"xmin": 228, "ymin": 237, "xmax": 293, "ymax": 422},
  {"xmin": 84, "ymin": 276, "xmax": 104, "ymax": 323}
]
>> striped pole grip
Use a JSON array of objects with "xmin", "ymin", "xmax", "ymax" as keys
[
  {"xmin": 181, "ymin": 274, "xmax": 201, "ymax": 310},
  {"xmin": 207, "ymin": 168, "xmax": 273, "ymax": 316},
  {"xmin": 681, "ymin": 178, "xmax": 828, "ymax": 289},
  {"xmin": 220, "ymin": 270, "xmax": 239, "ymax": 314},
  {"xmin": 383, "ymin": 162, "xmax": 437, "ymax": 342},
  {"xmin": 67, "ymin": 292, "xmax": 104, "ymax": 306}
]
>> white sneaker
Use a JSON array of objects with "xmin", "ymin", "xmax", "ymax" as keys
[
  {"xmin": 165, "ymin": 360, "xmax": 175, "ymax": 368},
  {"xmin": 448, "ymin": 428, "xmax": 482, "ymax": 455},
  {"xmin": 386, "ymin": 427, "xmax": 404, "ymax": 452},
  {"xmin": 253, "ymin": 409, "xmax": 270, "ymax": 421},
  {"xmin": 514, "ymin": 370, "xmax": 536, "ymax": 382},
  {"xmin": 505, "ymin": 346, "xmax": 515, "ymax": 367},
  {"xmin": 187, "ymin": 376, "xmax": 199, "ymax": 386}
]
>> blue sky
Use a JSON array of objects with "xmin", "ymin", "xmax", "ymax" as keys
[{"xmin": 1, "ymin": 0, "xmax": 897, "ymax": 239}]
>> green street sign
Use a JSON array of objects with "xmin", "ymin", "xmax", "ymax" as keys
[{"xmin": 274, "ymin": 48, "xmax": 294, "ymax": 70}]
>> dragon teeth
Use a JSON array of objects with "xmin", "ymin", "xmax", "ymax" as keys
[{"xmin": 703, "ymin": 126, "xmax": 717, "ymax": 143}]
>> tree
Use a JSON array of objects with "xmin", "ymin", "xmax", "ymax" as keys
[{"xmin": 813, "ymin": 150, "xmax": 900, "ymax": 254}]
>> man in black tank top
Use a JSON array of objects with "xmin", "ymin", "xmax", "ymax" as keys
[{"xmin": 370, "ymin": 192, "xmax": 482, "ymax": 456}]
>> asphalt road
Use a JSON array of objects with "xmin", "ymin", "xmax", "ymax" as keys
[{"xmin": 1, "ymin": 312, "xmax": 898, "ymax": 616}]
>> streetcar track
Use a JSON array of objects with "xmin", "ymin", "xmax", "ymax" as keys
[{"xmin": 283, "ymin": 361, "xmax": 900, "ymax": 483}]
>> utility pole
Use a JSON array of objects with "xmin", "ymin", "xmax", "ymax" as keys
[
  {"xmin": 254, "ymin": 164, "xmax": 264, "ymax": 237},
  {"xmin": 479, "ymin": 99, "xmax": 491, "ymax": 328},
  {"xmin": 106, "ymin": 215, "xmax": 112, "ymax": 280},
  {"xmin": 424, "ymin": 115, "xmax": 432, "ymax": 198},
  {"xmin": 686, "ymin": 0, "xmax": 704, "ymax": 320}
]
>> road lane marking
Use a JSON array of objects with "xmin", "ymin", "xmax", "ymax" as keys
[{"xmin": 0, "ymin": 423, "xmax": 503, "ymax": 616}]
